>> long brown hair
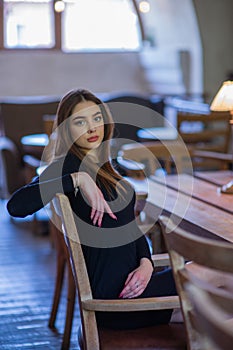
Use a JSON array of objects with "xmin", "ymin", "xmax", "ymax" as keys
[{"xmin": 54, "ymin": 88, "xmax": 125, "ymax": 197}]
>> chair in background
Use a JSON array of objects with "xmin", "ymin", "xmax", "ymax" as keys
[
  {"xmin": 159, "ymin": 215, "xmax": 233, "ymax": 350},
  {"xmin": 0, "ymin": 137, "xmax": 27, "ymax": 199},
  {"xmin": 186, "ymin": 283, "xmax": 233, "ymax": 350},
  {"xmin": 52, "ymin": 193, "xmax": 186, "ymax": 350},
  {"xmin": 0, "ymin": 97, "xmax": 59, "ymax": 231},
  {"xmin": 0, "ymin": 97, "xmax": 59, "ymax": 158},
  {"xmin": 177, "ymin": 111, "xmax": 231, "ymax": 170},
  {"xmin": 118, "ymin": 141, "xmax": 175, "ymax": 177},
  {"xmin": 103, "ymin": 93, "xmax": 165, "ymax": 158},
  {"xmin": 116, "ymin": 140, "xmax": 192, "ymax": 254},
  {"xmin": 190, "ymin": 149, "xmax": 232, "ymax": 170}
]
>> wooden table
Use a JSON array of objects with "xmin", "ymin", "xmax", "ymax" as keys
[
  {"xmin": 127, "ymin": 171, "xmax": 233, "ymax": 243},
  {"xmin": 21, "ymin": 133, "xmax": 48, "ymax": 158},
  {"xmin": 137, "ymin": 127, "xmax": 178, "ymax": 142},
  {"xmin": 194, "ymin": 170, "xmax": 233, "ymax": 187}
]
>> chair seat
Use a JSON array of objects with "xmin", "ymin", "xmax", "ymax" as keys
[{"xmin": 99, "ymin": 323, "xmax": 186, "ymax": 350}]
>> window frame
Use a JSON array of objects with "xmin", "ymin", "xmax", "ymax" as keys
[{"xmin": 0, "ymin": 0, "xmax": 145, "ymax": 51}]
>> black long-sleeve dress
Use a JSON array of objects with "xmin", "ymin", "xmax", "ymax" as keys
[{"xmin": 7, "ymin": 152, "xmax": 176, "ymax": 329}]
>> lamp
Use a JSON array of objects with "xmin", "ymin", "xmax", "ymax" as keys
[{"xmin": 210, "ymin": 80, "xmax": 233, "ymax": 194}]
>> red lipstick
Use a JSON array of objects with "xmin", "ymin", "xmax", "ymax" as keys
[{"xmin": 87, "ymin": 136, "xmax": 99, "ymax": 142}]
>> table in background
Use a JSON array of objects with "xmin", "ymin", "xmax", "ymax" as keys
[
  {"xmin": 128, "ymin": 171, "xmax": 233, "ymax": 244},
  {"xmin": 137, "ymin": 127, "xmax": 178, "ymax": 142},
  {"xmin": 21, "ymin": 133, "xmax": 48, "ymax": 158},
  {"xmin": 194, "ymin": 170, "xmax": 233, "ymax": 187}
]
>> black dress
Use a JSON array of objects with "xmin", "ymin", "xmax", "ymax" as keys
[{"xmin": 7, "ymin": 152, "xmax": 176, "ymax": 329}]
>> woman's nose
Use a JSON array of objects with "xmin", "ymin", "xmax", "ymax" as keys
[{"xmin": 87, "ymin": 121, "xmax": 96, "ymax": 133}]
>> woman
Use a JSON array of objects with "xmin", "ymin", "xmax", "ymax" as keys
[{"xmin": 7, "ymin": 89, "xmax": 176, "ymax": 329}]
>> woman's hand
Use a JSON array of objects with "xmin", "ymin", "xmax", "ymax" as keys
[
  {"xmin": 71, "ymin": 172, "xmax": 117, "ymax": 227},
  {"xmin": 119, "ymin": 258, "xmax": 153, "ymax": 298}
]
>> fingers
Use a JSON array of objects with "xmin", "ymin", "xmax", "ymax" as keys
[
  {"xmin": 124, "ymin": 271, "xmax": 134, "ymax": 286},
  {"xmin": 90, "ymin": 191, "xmax": 116, "ymax": 227},
  {"xmin": 119, "ymin": 280, "xmax": 145, "ymax": 299},
  {"xmin": 103, "ymin": 201, "xmax": 117, "ymax": 220}
]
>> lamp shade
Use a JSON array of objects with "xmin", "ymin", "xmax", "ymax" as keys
[{"xmin": 210, "ymin": 81, "xmax": 233, "ymax": 111}]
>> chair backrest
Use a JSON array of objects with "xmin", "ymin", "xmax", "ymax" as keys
[
  {"xmin": 185, "ymin": 283, "xmax": 233, "ymax": 350},
  {"xmin": 0, "ymin": 136, "xmax": 26, "ymax": 198},
  {"xmin": 52, "ymin": 193, "xmax": 100, "ymax": 349},
  {"xmin": 119, "ymin": 140, "xmax": 192, "ymax": 176},
  {"xmin": 159, "ymin": 215, "xmax": 233, "ymax": 350},
  {"xmin": 177, "ymin": 111, "xmax": 231, "ymax": 170},
  {"xmin": 0, "ymin": 97, "xmax": 59, "ymax": 156},
  {"xmin": 104, "ymin": 94, "xmax": 165, "ymax": 158}
]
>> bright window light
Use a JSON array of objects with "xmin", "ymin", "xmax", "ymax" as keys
[
  {"xmin": 62, "ymin": 0, "xmax": 141, "ymax": 52},
  {"xmin": 4, "ymin": 0, "xmax": 54, "ymax": 48}
]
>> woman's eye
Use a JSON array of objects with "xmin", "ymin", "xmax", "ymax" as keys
[
  {"xmin": 76, "ymin": 120, "xmax": 86, "ymax": 126},
  {"xmin": 94, "ymin": 115, "xmax": 103, "ymax": 123}
]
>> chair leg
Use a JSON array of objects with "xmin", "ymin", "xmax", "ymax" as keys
[
  {"xmin": 49, "ymin": 253, "xmax": 66, "ymax": 329},
  {"xmin": 61, "ymin": 263, "xmax": 76, "ymax": 350}
]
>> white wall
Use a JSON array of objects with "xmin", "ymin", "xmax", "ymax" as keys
[
  {"xmin": 142, "ymin": 0, "xmax": 203, "ymax": 95},
  {"xmin": 0, "ymin": 51, "xmax": 148, "ymax": 97},
  {"xmin": 193, "ymin": 0, "xmax": 233, "ymax": 99}
]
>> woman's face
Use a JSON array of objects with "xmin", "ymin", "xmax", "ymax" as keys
[{"xmin": 69, "ymin": 100, "xmax": 105, "ymax": 153}]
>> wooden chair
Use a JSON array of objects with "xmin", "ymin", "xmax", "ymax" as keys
[
  {"xmin": 48, "ymin": 189, "xmax": 169, "ymax": 350},
  {"xmin": 48, "ymin": 209, "xmax": 76, "ymax": 350},
  {"xmin": 177, "ymin": 111, "xmax": 231, "ymax": 170},
  {"xmin": 190, "ymin": 149, "xmax": 232, "ymax": 171},
  {"xmin": 185, "ymin": 283, "xmax": 233, "ymax": 350},
  {"xmin": 0, "ymin": 97, "xmax": 59, "ymax": 158},
  {"xmin": 159, "ymin": 215, "xmax": 233, "ymax": 350},
  {"xmin": 52, "ymin": 193, "xmax": 186, "ymax": 350},
  {"xmin": 0, "ymin": 137, "xmax": 27, "ymax": 199},
  {"xmin": 116, "ymin": 140, "xmax": 192, "ymax": 254},
  {"xmin": 118, "ymin": 139, "xmax": 193, "ymax": 178},
  {"xmin": 104, "ymin": 94, "xmax": 164, "ymax": 159}
]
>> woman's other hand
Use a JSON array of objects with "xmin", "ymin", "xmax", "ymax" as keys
[
  {"xmin": 71, "ymin": 172, "xmax": 117, "ymax": 227},
  {"xmin": 119, "ymin": 258, "xmax": 153, "ymax": 298}
]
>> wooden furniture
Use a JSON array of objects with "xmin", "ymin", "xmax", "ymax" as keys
[
  {"xmin": 0, "ymin": 136, "xmax": 42, "ymax": 200},
  {"xmin": 21, "ymin": 133, "xmax": 49, "ymax": 159},
  {"xmin": 191, "ymin": 149, "xmax": 232, "ymax": 170},
  {"xmin": 194, "ymin": 169, "xmax": 233, "ymax": 186},
  {"xmin": 0, "ymin": 97, "xmax": 59, "ymax": 199},
  {"xmin": 52, "ymin": 193, "xmax": 186, "ymax": 350},
  {"xmin": 104, "ymin": 94, "xmax": 164, "ymax": 158},
  {"xmin": 48, "ymin": 189, "xmax": 170, "ymax": 349},
  {"xmin": 186, "ymin": 284, "xmax": 233, "ymax": 350},
  {"xmin": 177, "ymin": 111, "xmax": 231, "ymax": 170},
  {"xmin": 118, "ymin": 140, "xmax": 191, "ymax": 176},
  {"xmin": 139, "ymin": 171, "xmax": 233, "ymax": 243},
  {"xmin": 0, "ymin": 97, "xmax": 59, "ymax": 157},
  {"xmin": 159, "ymin": 215, "xmax": 233, "ymax": 350},
  {"xmin": 137, "ymin": 126, "xmax": 178, "ymax": 142},
  {"xmin": 0, "ymin": 137, "xmax": 27, "ymax": 199},
  {"xmin": 48, "ymin": 208, "xmax": 76, "ymax": 350}
]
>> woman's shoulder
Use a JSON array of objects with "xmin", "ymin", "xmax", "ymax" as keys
[{"xmin": 41, "ymin": 152, "xmax": 81, "ymax": 179}]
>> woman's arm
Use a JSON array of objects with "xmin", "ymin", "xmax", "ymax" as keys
[
  {"xmin": 7, "ymin": 162, "xmax": 117, "ymax": 226},
  {"xmin": 118, "ymin": 235, "xmax": 154, "ymax": 299},
  {"xmin": 119, "ymin": 256, "xmax": 153, "ymax": 299},
  {"xmin": 70, "ymin": 172, "xmax": 117, "ymax": 227},
  {"xmin": 7, "ymin": 164, "xmax": 74, "ymax": 218}
]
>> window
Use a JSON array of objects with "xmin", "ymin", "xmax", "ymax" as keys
[
  {"xmin": 0, "ymin": 0, "xmax": 143, "ymax": 51},
  {"xmin": 4, "ymin": 0, "xmax": 54, "ymax": 48},
  {"xmin": 62, "ymin": 0, "xmax": 141, "ymax": 52}
]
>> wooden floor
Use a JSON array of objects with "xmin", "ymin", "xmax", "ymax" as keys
[{"xmin": 0, "ymin": 200, "xmax": 81, "ymax": 350}]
